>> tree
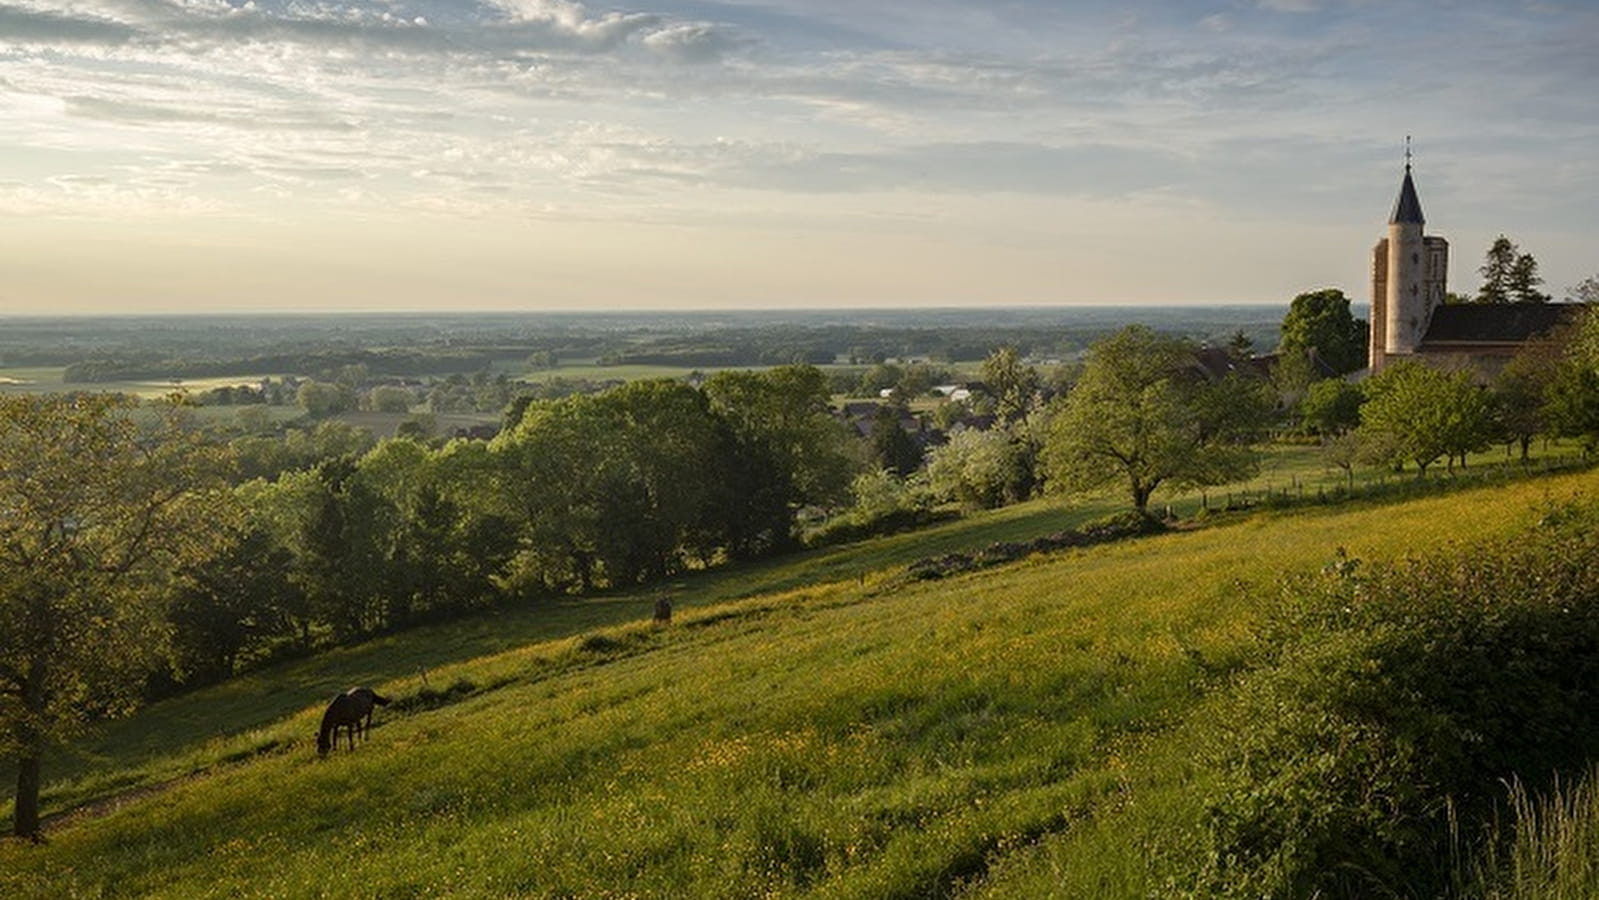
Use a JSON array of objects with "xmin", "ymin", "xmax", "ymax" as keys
[
  {"xmin": 1477, "ymin": 235, "xmax": 1546, "ymax": 303},
  {"xmin": 1278, "ymin": 289, "xmax": 1368, "ymax": 376},
  {"xmin": 856, "ymin": 363, "xmax": 904, "ymax": 397},
  {"xmin": 1567, "ymin": 274, "xmax": 1599, "ymax": 305},
  {"xmin": 1226, "ymin": 329, "xmax": 1255, "ymax": 359},
  {"xmin": 281, "ymin": 457, "xmax": 388, "ymax": 639},
  {"xmin": 1508, "ymin": 251, "xmax": 1550, "ymax": 303},
  {"xmin": 1041, "ymin": 326, "xmax": 1274, "ymax": 513},
  {"xmin": 0, "ymin": 395, "xmax": 230, "ymax": 838},
  {"xmin": 926, "ymin": 427, "xmax": 1031, "ymax": 510},
  {"xmin": 1545, "ymin": 364, "xmax": 1599, "ymax": 453},
  {"xmin": 1478, "ymin": 236, "xmax": 1518, "ymax": 304},
  {"xmin": 168, "ymin": 521, "xmax": 299, "ymax": 684},
  {"xmin": 351, "ymin": 438, "xmax": 512, "ymax": 624},
  {"xmin": 296, "ymin": 380, "xmax": 356, "ymax": 417},
  {"xmin": 1357, "ymin": 361, "xmax": 1493, "ymax": 475},
  {"xmin": 1544, "ymin": 311, "xmax": 1599, "ymax": 452},
  {"xmin": 703, "ymin": 366, "xmax": 855, "ymax": 554},
  {"xmin": 980, "ymin": 346, "xmax": 1041, "ymax": 422},
  {"xmin": 364, "ymin": 385, "xmax": 415, "ymax": 414},
  {"xmin": 494, "ymin": 380, "xmax": 734, "ymax": 591},
  {"xmin": 868, "ymin": 404, "xmax": 922, "ymax": 477},
  {"xmin": 1322, "ymin": 431, "xmax": 1362, "ymax": 491},
  {"xmin": 1298, "ymin": 378, "xmax": 1363, "ymax": 437},
  {"xmin": 1493, "ymin": 332, "xmax": 1567, "ymax": 460}
]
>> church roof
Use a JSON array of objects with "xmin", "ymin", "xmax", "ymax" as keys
[
  {"xmin": 1389, "ymin": 167, "xmax": 1425, "ymax": 225},
  {"xmin": 1420, "ymin": 303, "xmax": 1580, "ymax": 346}
]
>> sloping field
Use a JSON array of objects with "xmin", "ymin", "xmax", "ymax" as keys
[{"xmin": 5, "ymin": 470, "xmax": 1596, "ymax": 898}]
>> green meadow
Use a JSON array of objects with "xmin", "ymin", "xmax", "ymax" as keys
[{"xmin": 5, "ymin": 464, "xmax": 1596, "ymax": 898}]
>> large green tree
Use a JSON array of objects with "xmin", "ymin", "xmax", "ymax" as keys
[
  {"xmin": 278, "ymin": 458, "xmax": 388, "ymax": 639},
  {"xmin": 0, "ymin": 395, "xmax": 230, "ymax": 838},
  {"xmin": 168, "ymin": 521, "xmax": 299, "ymax": 685},
  {"xmin": 1492, "ymin": 331, "xmax": 1567, "ymax": 460},
  {"xmin": 703, "ymin": 366, "xmax": 854, "ymax": 556},
  {"xmin": 1278, "ymin": 289, "xmax": 1369, "ymax": 376},
  {"xmin": 494, "ymin": 380, "xmax": 732, "ymax": 592},
  {"xmin": 1298, "ymin": 378, "xmax": 1363, "ymax": 437},
  {"xmin": 1544, "ymin": 310, "xmax": 1599, "ymax": 451},
  {"xmin": 1358, "ymin": 361, "xmax": 1494, "ymax": 475},
  {"xmin": 1041, "ymin": 326, "xmax": 1273, "ymax": 513}
]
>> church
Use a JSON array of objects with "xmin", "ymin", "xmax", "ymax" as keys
[{"xmin": 1365, "ymin": 158, "xmax": 1576, "ymax": 378}]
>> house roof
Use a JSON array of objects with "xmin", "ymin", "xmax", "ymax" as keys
[
  {"xmin": 1420, "ymin": 303, "xmax": 1580, "ymax": 346},
  {"xmin": 1389, "ymin": 167, "xmax": 1425, "ymax": 225},
  {"xmin": 1192, "ymin": 347, "xmax": 1275, "ymax": 380}
]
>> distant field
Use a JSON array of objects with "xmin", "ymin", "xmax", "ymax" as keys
[
  {"xmin": 0, "ymin": 367, "xmax": 280, "ymax": 399},
  {"xmin": 3, "ymin": 468, "xmax": 1595, "ymax": 898},
  {"xmin": 0, "ymin": 367, "xmax": 66, "ymax": 392}
]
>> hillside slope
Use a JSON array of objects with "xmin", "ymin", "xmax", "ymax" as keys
[{"xmin": 4, "ymin": 471, "xmax": 1595, "ymax": 898}]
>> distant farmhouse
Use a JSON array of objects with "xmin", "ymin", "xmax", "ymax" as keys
[{"xmin": 1366, "ymin": 159, "xmax": 1579, "ymax": 378}]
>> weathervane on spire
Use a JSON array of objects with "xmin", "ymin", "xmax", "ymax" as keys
[{"xmin": 1405, "ymin": 135, "xmax": 1412, "ymax": 172}]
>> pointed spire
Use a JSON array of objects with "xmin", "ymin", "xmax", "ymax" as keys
[{"xmin": 1390, "ymin": 138, "xmax": 1425, "ymax": 225}]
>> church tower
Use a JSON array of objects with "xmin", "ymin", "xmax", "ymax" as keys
[{"xmin": 1369, "ymin": 145, "xmax": 1448, "ymax": 371}]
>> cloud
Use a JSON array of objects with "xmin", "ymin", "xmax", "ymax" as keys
[
  {"xmin": 641, "ymin": 22, "xmax": 741, "ymax": 62},
  {"xmin": 485, "ymin": 0, "xmax": 659, "ymax": 48},
  {"xmin": 0, "ymin": 4, "xmax": 139, "ymax": 43}
]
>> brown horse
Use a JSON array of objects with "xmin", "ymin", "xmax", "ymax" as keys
[{"xmin": 317, "ymin": 687, "xmax": 391, "ymax": 756}]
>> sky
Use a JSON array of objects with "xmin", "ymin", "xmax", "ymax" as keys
[{"xmin": 1, "ymin": 0, "xmax": 1596, "ymax": 314}]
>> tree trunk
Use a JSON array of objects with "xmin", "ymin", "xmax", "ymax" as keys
[
  {"xmin": 12, "ymin": 755, "xmax": 41, "ymax": 840},
  {"xmin": 13, "ymin": 657, "xmax": 46, "ymax": 840},
  {"xmin": 1131, "ymin": 482, "xmax": 1152, "ymax": 514}
]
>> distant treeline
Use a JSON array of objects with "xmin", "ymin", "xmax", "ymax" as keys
[
  {"xmin": 62, "ymin": 348, "xmax": 513, "ymax": 383},
  {"xmin": 592, "ymin": 325, "xmax": 1107, "ymax": 368}
]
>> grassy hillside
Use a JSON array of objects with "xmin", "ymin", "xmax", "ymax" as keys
[{"xmin": 4, "ymin": 470, "xmax": 1597, "ymax": 897}]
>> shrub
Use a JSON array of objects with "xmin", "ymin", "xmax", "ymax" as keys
[
  {"xmin": 806, "ymin": 470, "xmax": 941, "ymax": 548},
  {"xmin": 1194, "ymin": 505, "xmax": 1599, "ymax": 898}
]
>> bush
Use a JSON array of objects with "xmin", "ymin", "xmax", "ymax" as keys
[
  {"xmin": 806, "ymin": 471, "xmax": 941, "ymax": 548},
  {"xmin": 1193, "ymin": 505, "xmax": 1599, "ymax": 898}
]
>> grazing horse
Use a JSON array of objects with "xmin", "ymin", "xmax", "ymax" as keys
[{"xmin": 317, "ymin": 687, "xmax": 391, "ymax": 756}]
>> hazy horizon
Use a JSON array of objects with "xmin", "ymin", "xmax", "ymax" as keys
[
  {"xmin": 0, "ymin": 300, "xmax": 1303, "ymax": 319},
  {"xmin": 3, "ymin": 0, "xmax": 1595, "ymax": 315}
]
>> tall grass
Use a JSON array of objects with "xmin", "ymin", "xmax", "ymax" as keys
[{"xmin": 1474, "ymin": 768, "xmax": 1599, "ymax": 900}]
